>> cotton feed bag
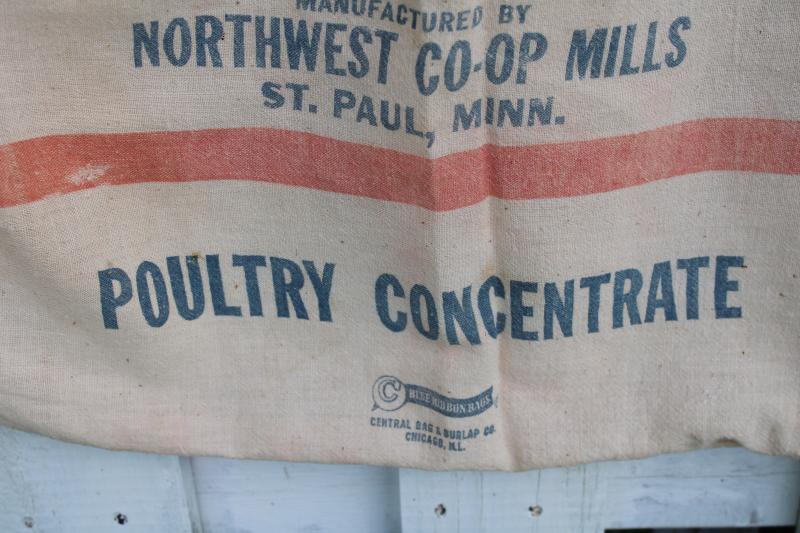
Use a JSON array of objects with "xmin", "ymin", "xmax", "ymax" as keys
[{"xmin": 0, "ymin": 0, "xmax": 798, "ymax": 470}]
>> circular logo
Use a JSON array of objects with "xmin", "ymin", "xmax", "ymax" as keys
[{"xmin": 372, "ymin": 375, "xmax": 407, "ymax": 412}]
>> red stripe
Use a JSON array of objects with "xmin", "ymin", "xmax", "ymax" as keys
[{"xmin": 1, "ymin": 118, "xmax": 798, "ymax": 211}]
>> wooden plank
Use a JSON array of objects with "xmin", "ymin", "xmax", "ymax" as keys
[
  {"xmin": 598, "ymin": 448, "xmax": 800, "ymax": 531},
  {"xmin": 190, "ymin": 457, "xmax": 402, "ymax": 533},
  {"xmin": 1, "ymin": 425, "xmax": 797, "ymax": 533},
  {"xmin": 399, "ymin": 464, "xmax": 598, "ymax": 532},
  {"xmin": 399, "ymin": 448, "xmax": 800, "ymax": 533},
  {"xmin": 0, "ymin": 427, "xmax": 197, "ymax": 533}
]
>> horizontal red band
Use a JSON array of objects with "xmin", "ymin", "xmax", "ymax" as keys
[{"xmin": 1, "ymin": 118, "xmax": 798, "ymax": 211}]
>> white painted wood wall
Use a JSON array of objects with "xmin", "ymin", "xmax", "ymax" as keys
[{"xmin": 0, "ymin": 426, "xmax": 797, "ymax": 532}]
